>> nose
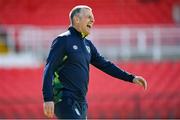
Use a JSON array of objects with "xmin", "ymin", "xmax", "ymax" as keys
[{"xmin": 91, "ymin": 17, "xmax": 95, "ymax": 23}]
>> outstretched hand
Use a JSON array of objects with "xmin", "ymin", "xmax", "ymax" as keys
[{"xmin": 133, "ymin": 76, "xmax": 147, "ymax": 90}]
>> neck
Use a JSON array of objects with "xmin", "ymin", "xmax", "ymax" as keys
[
  {"xmin": 72, "ymin": 25, "xmax": 81, "ymax": 33},
  {"xmin": 72, "ymin": 25, "xmax": 87, "ymax": 38}
]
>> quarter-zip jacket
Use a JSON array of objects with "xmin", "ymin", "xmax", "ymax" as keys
[{"xmin": 42, "ymin": 27, "xmax": 135, "ymax": 102}]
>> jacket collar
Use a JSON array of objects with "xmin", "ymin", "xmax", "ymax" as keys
[{"xmin": 68, "ymin": 26, "xmax": 86, "ymax": 38}]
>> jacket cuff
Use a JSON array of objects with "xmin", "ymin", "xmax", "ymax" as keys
[
  {"xmin": 129, "ymin": 74, "xmax": 135, "ymax": 83},
  {"xmin": 44, "ymin": 97, "xmax": 53, "ymax": 102}
]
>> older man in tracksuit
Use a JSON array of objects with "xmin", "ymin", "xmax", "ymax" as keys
[{"xmin": 42, "ymin": 5, "xmax": 147, "ymax": 119}]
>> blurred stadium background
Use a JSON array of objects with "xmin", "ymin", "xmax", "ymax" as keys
[{"xmin": 0, "ymin": 0, "xmax": 180, "ymax": 119}]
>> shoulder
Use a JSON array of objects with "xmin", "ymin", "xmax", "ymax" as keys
[
  {"xmin": 52, "ymin": 30, "xmax": 71, "ymax": 45},
  {"xmin": 52, "ymin": 36, "xmax": 66, "ymax": 46},
  {"xmin": 51, "ymin": 35, "xmax": 68, "ymax": 48},
  {"xmin": 57, "ymin": 30, "xmax": 71, "ymax": 38},
  {"xmin": 55, "ymin": 29, "xmax": 77, "ymax": 42}
]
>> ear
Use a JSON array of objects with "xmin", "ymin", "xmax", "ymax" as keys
[{"xmin": 74, "ymin": 16, "xmax": 80, "ymax": 23}]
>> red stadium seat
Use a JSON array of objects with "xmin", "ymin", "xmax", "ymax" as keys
[
  {"xmin": 0, "ymin": 62, "xmax": 180, "ymax": 118},
  {"xmin": 0, "ymin": 0, "xmax": 177, "ymax": 25}
]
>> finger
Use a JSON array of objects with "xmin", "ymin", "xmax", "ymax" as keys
[
  {"xmin": 52, "ymin": 104, "xmax": 54, "ymax": 118},
  {"xmin": 44, "ymin": 110, "xmax": 48, "ymax": 117},
  {"xmin": 44, "ymin": 105, "xmax": 48, "ymax": 117},
  {"xmin": 137, "ymin": 79, "xmax": 143, "ymax": 86},
  {"xmin": 46, "ymin": 106, "xmax": 52, "ymax": 118},
  {"xmin": 144, "ymin": 79, "xmax": 148, "ymax": 90},
  {"xmin": 49, "ymin": 105, "xmax": 54, "ymax": 118},
  {"xmin": 140, "ymin": 78, "xmax": 147, "ymax": 90},
  {"xmin": 48, "ymin": 105, "xmax": 54, "ymax": 118}
]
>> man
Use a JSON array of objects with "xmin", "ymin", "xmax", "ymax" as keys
[{"xmin": 42, "ymin": 5, "xmax": 147, "ymax": 119}]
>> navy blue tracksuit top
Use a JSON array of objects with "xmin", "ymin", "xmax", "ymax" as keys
[{"xmin": 42, "ymin": 27, "xmax": 135, "ymax": 102}]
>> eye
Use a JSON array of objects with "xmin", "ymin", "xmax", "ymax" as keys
[{"xmin": 87, "ymin": 15, "xmax": 91, "ymax": 19}]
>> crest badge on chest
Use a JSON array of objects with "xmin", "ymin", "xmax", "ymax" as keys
[
  {"xmin": 85, "ymin": 46, "xmax": 91, "ymax": 54},
  {"xmin": 73, "ymin": 45, "xmax": 78, "ymax": 50}
]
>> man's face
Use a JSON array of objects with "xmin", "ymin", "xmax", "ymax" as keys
[{"xmin": 76, "ymin": 9, "xmax": 95, "ymax": 36}]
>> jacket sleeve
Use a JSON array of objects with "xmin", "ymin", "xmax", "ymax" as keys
[
  {"xmin": 89, "ymin": 41, "xmax": 135, "ymax": 82},
  {"xmin": 42, "ymin": 36, "xmax": 66, "ymax": 102}
]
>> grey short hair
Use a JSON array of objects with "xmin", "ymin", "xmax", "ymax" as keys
[{"xmin": 69, "ymin": 5, "xmax": 92, "ymax": 25}]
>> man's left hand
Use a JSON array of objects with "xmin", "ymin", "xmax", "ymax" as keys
[{"xmin": 133, "ymin": 76, "xmax": 147, "ymax": 90}]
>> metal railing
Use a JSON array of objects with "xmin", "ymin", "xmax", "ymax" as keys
[{"xmin": 1, "ymin": 25, "xmax": 180, "ymax": 62}]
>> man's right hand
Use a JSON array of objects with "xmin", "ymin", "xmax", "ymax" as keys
[{"xmin": 43, "ymin": 101, "xmax": 54, "ymax": 118}]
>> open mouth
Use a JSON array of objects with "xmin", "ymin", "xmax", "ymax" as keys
[{"xmin": 87, "ymin": 25, "xmax": 91, "ymax": 29}]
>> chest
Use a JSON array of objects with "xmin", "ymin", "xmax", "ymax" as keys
[{"xmin": 66, "ymin": 38, "xmax": 91, "ymax": 64}]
